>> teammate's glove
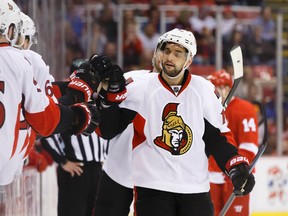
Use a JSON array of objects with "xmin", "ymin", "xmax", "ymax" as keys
[
  {"xmin": 67, "ymin": 62, "xmax": 101, "ymax": 102},
  {"xmin": 98, "ymin": 65, "xmax": 127, "ymax": 108},
  {"xmin": 226, "ymin": 155, "xmax": 255, "ymax": 196},
  {"xmin": 89, "ymin": 55, "xmax": 114, "ymax": 81},
  {"xmin": 69, "ymin": 103, "xmax": 101, "ymax": 136},
  {"xmin": 27, "ymin": 149, "xmax": 49, "ymax": 173}
]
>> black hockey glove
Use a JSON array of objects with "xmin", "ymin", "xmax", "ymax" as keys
[
  {"xmin": 97, "ymin": 65, "xmax": 127, "ymax": 108},
  {"xmin": 67, "ymin": 62, "xmax": 101, "ymax": 102},
  {"xmin": 89, "ymin": 55, "xmax": 114, "ymax": 81},
  {"xmin": 69, "ymin": 103, "xmax": 101, "ymax": 136},
  {"xmin": 226, "ymin": 156, "xmax": 255, "ymax": 196}
]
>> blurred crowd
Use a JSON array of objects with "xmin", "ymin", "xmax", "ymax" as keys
[{"xmin": 15, "ymin": 0, "xmax": 288, "ymax": 155}]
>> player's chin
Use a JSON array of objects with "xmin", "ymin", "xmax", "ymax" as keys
[
  {"xmin": 166, "ymin": 71, "xmax": 180, "ymax": 78},
  {"xmin": 163, "ymin": 68, "xmax": 176, "ymax": 76}
]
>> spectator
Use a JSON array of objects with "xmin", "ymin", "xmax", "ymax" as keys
[
  {"xmin": 103, "ymin": 41, "xmax": 118, "ymax": 64},
  {"xmin": 146, "ymin": 5, "xmax": 161, "ymax": 33},
  {"xmin": 98, "ymin": 1, "xmax": 117, "ymax": 42},
  {"xmin": 221, "ymin": 6, "xmax": 237, "ymax": 42},
  {"xmin": 123, "ymin": 22, "xmax": 143, "ymax": 71},
  {"xmin": 251, "ymin": 6, "xmax": 276, "ymax": 43},
  {"xmin": 193, "ymin": 26, "xmax": 215, "ymax": 65},
  {"xmin": 170, "ymin": 10, "xmax": 194, "ymax": 32},
  {"xmin": 222, "ymin": 25, "xmax": 251, "ymax": 65},
  {"xmin": 123, "ymin": 9, "xmax": 136, "ymax": 30},
  {"xmin": 138, "ymin": 21, "xmax": 160, "ymax": 53},
  {"xmin": 189, "ymin": 4, "xmax": 216, "ymax": 35},
  {"xmin": 90, "ymin": 21, "xmax": 108, "ymax": 55},
  {"xmin": 248, "ymin": 25, "xmax": 275, "ymax": 66},
  {"xmin": 65, "ymin": 0, "xmax": 84, "ymax": 40}
]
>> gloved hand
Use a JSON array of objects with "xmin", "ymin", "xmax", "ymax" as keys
[
  {"xmin": 81, "ymin": 103, "xmax": 100, "ymax": 136},
  {"xmin": 226, "ymin": 155, "xmax": 255, "ymax": 196},
  {"xmin": 39, "ymin": 148, "xmax": 54, "ymax": 166},
  {"xmin": 67, "ymin": 62, "xmax": 101, "ymax": 102},
  {"xmin": 98, "ymin": 65, "xmax": 127, "ymax": 107},
  {"xmin": 89, "ymin": 55, "xmax": 114, "ymax": 81},
  {"xmin": 27, "ymin": 149, "xmax": 49, "ymax": 172},
  {"xmin": 69, "ymin": 102, "xmax": 101, "ymax": 136}
]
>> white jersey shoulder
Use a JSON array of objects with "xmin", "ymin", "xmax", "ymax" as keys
[
  {"xmin": 21, "ymin": 49, "xmax": 57, "ymax": 102},
  {"xmin": 120, "ymin": 71, "xmax": 158, "ymax": 111}
]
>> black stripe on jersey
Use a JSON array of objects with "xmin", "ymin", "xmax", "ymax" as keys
[
  {"xmin": 53, "ymin": 135, "xmax": 64, "ymax": 156},
  {"xmin": 41, "ymin": 135, "xmax": 66, "ymax": 164},
  {"xmin": 97, "ymin": 136, "xmax": 101, "ymax": 161},
  {"xmin": 77, "ymin": 135, "xmax": 87, "ymax": 161},
  {"xmin": 105, "ymin": 140, "xmax": 110, "ymax": 155},
  {"xmin": 61, "ymin": 135, "xmax": 77, "ymax": 161},
  {"xmin": 89, "ymin": 135, "xmax": 96, "ymax": 161}
]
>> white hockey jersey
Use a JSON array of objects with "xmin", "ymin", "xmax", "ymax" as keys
[
  {"xmin": 0, "ymin": 45, "xmax": 60, "ymax": 185},
  {"xmin": 103, "ymin": 70, "xmax": 150, "ymax": 188},
  {"xmin": 115, "ymin": 72, "xmax": 236, "ymax": 194}
]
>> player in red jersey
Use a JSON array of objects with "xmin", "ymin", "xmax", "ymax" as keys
[{"xmin": 207, "ymin": 69, "xmax": 259, "ymax": 216}]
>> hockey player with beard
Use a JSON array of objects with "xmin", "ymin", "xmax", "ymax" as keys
[{"xmin": 96, "ymin": 28, "xmax": 256, "ymax": 216}]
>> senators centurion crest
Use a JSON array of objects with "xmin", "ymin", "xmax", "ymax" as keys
[{"xmin": 154, "ymin": 103, "xmax": 193, "ymax": 155}]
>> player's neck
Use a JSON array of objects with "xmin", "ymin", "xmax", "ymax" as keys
[{"xmin": 161, "ymin": 71, "xmax": 184, "ymax": 86}]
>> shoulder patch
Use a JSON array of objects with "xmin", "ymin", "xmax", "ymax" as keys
[{"xmin": 125, "ymin": 77, "xmax": 134, "ymax": 86}]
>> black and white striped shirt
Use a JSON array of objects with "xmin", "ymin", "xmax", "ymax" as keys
[{"xmin": 41, "ymin": 133, "xmax": 109, "ymax": 164}]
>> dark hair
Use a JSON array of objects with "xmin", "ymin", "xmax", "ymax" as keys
[{"xmin": 70, "ymin": 58, "xmax": 88, "ymax": 74}]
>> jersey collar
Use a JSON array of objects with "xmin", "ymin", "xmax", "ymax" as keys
[
  {"xmin": 0, "ymin": 42, "xmax": 10, "ymax": 47},
  {"xmin": 158, "ymin": 70, "xmax": 191, "ymax": 96}
]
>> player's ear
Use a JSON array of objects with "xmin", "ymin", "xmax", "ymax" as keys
[{"xmin": 184, "ymin": 56, "xmax": 193, "ymax": 69}]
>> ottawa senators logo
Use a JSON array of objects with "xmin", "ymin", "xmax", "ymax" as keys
[{"xmin": 154, "ymin": 103, "xmax": 193, "ymax": 155}]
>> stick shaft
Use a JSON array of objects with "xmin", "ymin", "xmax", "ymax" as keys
[{"xmin": 219, "ymin": 103, "xmax": 268, "ymax": 216}]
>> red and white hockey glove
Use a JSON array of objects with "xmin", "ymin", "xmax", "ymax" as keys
[
  {"xmin": 68, "ymin": 62, "xmax": 101, "ymax": 102},
  {"xmin": 69, "ymin": 103, "xmax": 101, "ymax": 136},
  {"xmin": 27, "ymin": 149, "xmax": 49, "ymax": 173},
  {"xmin": 225, "ymin": 155, "xmax": 255, "ymax": 196},
  {"xmin": 98, "ymin": 65, "xmax": 127, "ymax": 108}
]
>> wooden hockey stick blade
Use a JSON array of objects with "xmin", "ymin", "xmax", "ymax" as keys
[
  {"xmin": 223, "ymin": 46, "xmax": 243, "ymax": 109},
  {"xmin": 219, "ymin": 103, "xmax": 268, "ymax": 216}
]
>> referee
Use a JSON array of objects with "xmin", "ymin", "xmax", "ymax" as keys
[
  {"xmin": 41, "ymin": 58, "xmax": 109, "ymax": 216},
  {"xmin": 41, "ymin": 133, "xmax": 108, "ymax": 216}
]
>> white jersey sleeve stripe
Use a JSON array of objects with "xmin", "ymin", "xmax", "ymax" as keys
[{"xmin": 238, "ymin": 142, "xmax": 258, "ymax": 155}]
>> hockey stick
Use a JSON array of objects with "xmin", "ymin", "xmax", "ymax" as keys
[
  {"xmin": 219, "ymin": 102, "xmax": 268, "ymax": 216},
  {"xmin": 223, "ymin": 45, "xmax": 244, "ymax": 109}
]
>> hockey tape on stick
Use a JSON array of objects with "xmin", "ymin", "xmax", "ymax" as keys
[
  {"xmin": 223, "ymin": 45, "xmax": 243, "ymax": 109},
  {"xmin": 219, "ymin": 102, "xmax": 268, "ymax": 216}
]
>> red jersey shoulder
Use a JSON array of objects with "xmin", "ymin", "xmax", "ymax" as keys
[{"xmin": 227, "ymin": 97, "xmax": 257, "ymax": 115}]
